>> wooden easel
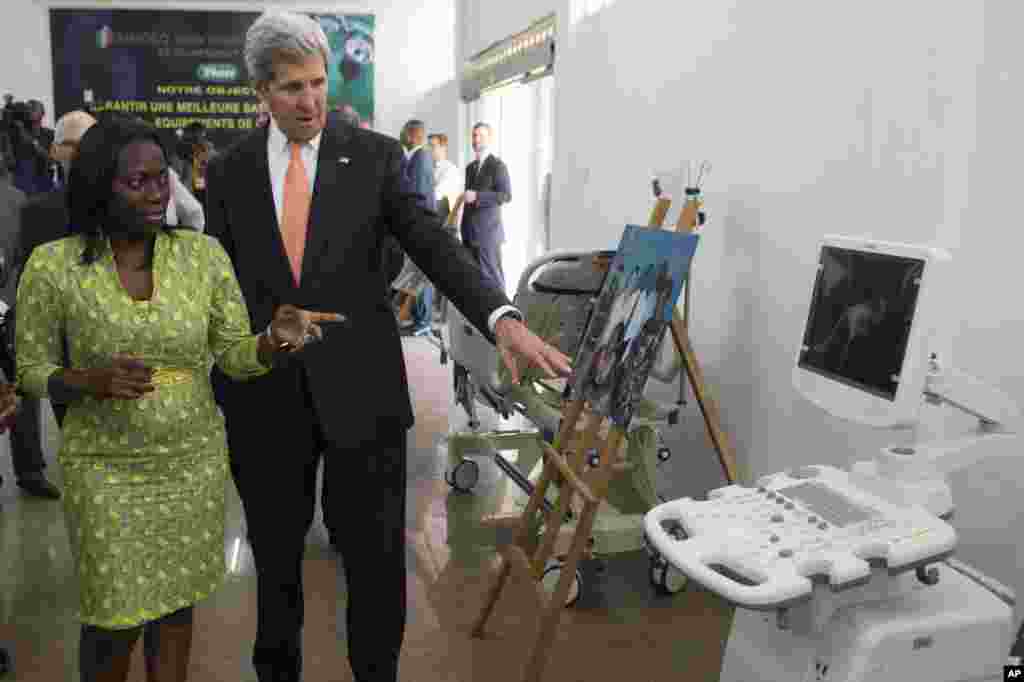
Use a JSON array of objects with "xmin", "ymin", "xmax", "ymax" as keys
[
  {"xmin": 471, "ymin": 194, "xmax": 737, "ymax": 682},
  {"xmin": 655, "ymin": 192, "xmax": 739, "ymax": 484},
  {"xmin": 592, "ymin": 192, "xmax": 738, "ymax": 484}
]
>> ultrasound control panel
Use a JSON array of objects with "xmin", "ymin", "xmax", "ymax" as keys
[{"xmin": 644, "ymin": 465, "xmax": 957, "ymax": 609}]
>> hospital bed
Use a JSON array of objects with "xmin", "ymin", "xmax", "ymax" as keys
[{"xmin": 443, "ymin": 250, "xmax": 691, "ymax": 603}]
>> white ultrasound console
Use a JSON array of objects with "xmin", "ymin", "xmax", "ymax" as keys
[{"xmin": 644, "ymin": 464, "xmax": 957, "ymax": 610}]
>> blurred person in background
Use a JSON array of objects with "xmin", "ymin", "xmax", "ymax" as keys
[
  {"xmin": 428, "ymin": 132, "xmax": 461, "ymax": 225},
  {"xmin": 7, "ymin": 100, "xmax": 57, "ymax": 196}
]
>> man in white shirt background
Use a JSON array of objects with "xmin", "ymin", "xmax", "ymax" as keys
[{"xmin": 428, "ymin": 133, "xmax": 461, "ymax": 225}]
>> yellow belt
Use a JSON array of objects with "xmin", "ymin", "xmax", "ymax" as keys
[{"xmin": 150, "ymin": 368, "xmax": 195, "ymax": 388}]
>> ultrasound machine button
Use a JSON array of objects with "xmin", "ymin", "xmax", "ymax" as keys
[
  {"xmin": 771, "ymin": 514, "xmax": 784, "ymax": 523},
  {"xmin": 770, "ymin": 534, "xmax": 780, "ymax": 543},
  {"xmin": 779, "ymin": 548, "xmax": 794, "ymax": 558},
  {"xmin": 789, "ymin": 466, "xmax": 821, "ymax": 479},
  {"xmin": 818, "ymin": 522, "xmax": 828, "ymax": 530},
  {"xmin": 808, "ymin": 516, "xmax": 818, "ymax": 523},
  {"xmin": 784, "ymin": 503, "xmax": 794, "ymax": 510},
  {"xmin": 767, "ymin": 492, "xmax": 777, "ymax": 499}
]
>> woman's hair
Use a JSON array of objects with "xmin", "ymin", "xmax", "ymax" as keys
[{"xmin": 66, "ymin": 114, "xmax": 177, "ymax": 266}]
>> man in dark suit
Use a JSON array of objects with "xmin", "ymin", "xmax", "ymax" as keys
[
  {"xmin": 205, "ymin": 12, "xmax": 570, "ymax": 682},
  {"xmin": 461, "ymin": 122, "xmax": 511, "ymax": 292},
  {"xmin": 396, "ymin": 119, "xmax": 437, "ymax": 333},
  {"xmin": 398, "ymin": 119, "xmax": 435, "ymax": 213}
]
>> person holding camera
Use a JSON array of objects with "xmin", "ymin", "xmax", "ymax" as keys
[{"xmin": 5, "ymin": 100, "xmax": 57, "ymax": 196}]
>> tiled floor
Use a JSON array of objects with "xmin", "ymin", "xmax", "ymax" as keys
[{"xmin": 0, "ymin": 336, "xmax": 734, "ymax": 681}]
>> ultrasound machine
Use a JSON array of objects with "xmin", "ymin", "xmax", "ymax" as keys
[{"xmin": 645, "ymin": 235, "xmax": 1021, "ymax": 681}]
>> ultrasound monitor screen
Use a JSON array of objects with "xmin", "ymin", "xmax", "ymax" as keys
[{"xmin": 798, "ymin": 247, "xmax": 925, "ymax": 401}]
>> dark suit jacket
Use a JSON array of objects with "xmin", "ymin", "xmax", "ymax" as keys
[
  {"xmin": 461, "ymin": 154, "xmax": 511, "ymax": 246},
  {"xmin": 205, "ymin": 122, "xmax": 510, "ymax": 447},
  {"xmin": 0, "ymin": 181, "xmax": 26, "ymax": 304},
  {"xmin": 14, "ymin": 187, "xmax": 68, "ymax": 295},
  {"xmin": 399, "ymin": 146, "xmax": 436, "ymax": 213},
  {"xmin": 13, "ymin": 188, "xmax": 70, "ymax": 416}
]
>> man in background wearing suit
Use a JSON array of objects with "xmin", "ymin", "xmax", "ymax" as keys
[
  {"xmin": 396, "ymin": 119, "xmax": 437, "ymax": 333},
  {"xmin": 461, "ymin": 121, "xmax": 511, "ymax": 292},
  {"xmin": 399, "ymin": 119, "xmax": 435, "ymax": 212},
  {"xmin": 205, "ymin": 12, "xmax": 571, "ymax": 682},
  {"xmin": 0, "ymin": 110, "xmax": 96, "ymax": 502}
]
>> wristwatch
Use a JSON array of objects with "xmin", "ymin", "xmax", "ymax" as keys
[{"xmin": 498, "ymin": 310, "xmax": 524, "ymax": 325}]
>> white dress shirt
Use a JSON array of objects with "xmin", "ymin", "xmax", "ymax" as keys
[
  {"xmin": 165, "ymin": 167, "xmax": 205, "ymax": 231},
  {"xmin": 266, "ymin": 118, "xmax": 517, "ymax": 333},
  {"xmin": 433, "ymin": 158, "xmax": 462, "ymax": 204},
  {"xmin": 403, "ymin": 143, "xmax": 425, "ymax": 160}
]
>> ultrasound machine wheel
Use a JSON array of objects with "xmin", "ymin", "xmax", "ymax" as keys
[
  {"xmin": 446, "ymin": 458, "xmax": 480, "ymax": 493},
  {"xmin": 650, "ymin": 555, "xmax": 688, "ymax": 595},
  {"xmin": 541, "ymin": 559, "xmax": 582, "ymax": 607}
]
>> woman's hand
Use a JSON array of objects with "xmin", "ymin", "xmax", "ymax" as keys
[
  {"xmin": 89, "ymin": 354, "xmax": 155, "ymax": 400},
  {"xmin": 269, "ymin": 305, "xmax": 346, "ymax": 353}
]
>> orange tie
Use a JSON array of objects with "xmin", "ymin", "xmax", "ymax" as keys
[{"xmin": 281, "ymin": 142, "xmax": 311, "ymax": 286}]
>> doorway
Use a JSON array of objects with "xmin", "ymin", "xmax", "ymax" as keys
[{"xmin": 466, "ymin": 74, "xmax": 555, "ymax": 298}]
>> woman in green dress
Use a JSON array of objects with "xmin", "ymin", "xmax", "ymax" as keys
[{"xmin": 15, "ymin": 116, "xmax": 340, "ymax": 682}]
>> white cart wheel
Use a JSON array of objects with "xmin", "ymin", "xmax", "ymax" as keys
[
  {"xmin": 650, "ymin": 557, "xmax": 688, "ymax": 595},
  {"xmin": 541, "ymin": 560, "xmax": 582, "ymax": 607},
  {"xmin": 449, "ymin": 459, "xmax": 480, "ymax": 492}
]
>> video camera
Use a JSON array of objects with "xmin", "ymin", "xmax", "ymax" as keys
[{"xmin": 2, "ymin": 99, "xmax": 35, "ymax": 133}]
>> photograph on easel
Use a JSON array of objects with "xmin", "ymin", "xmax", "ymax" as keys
[{"xmin": 568, "ymin": 226, "xmax": 699, "ymax": 429}]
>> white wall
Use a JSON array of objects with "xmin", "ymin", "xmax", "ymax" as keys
[
  {"xmin": 459, "ymin": 0, "xmax": 557, "ymax": 59},
  {"xmin": 464, "ymin": 0, "xmax": 1024, "ymax": 629},
  {"xmin": 0, "ymin": 0, "xmax": 458, "ymax": 141}
]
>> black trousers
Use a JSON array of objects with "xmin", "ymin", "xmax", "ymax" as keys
[
  {"xmin": 227, "ymin": 367, "xmax": 408, "ymax": 682},
  {"xmin": 466, "ymin": 240, "xmax": 505, "ymax": 293},
  {"xmin": 8, "ymin": 397, "xmax": 46, "ymax": 479}
]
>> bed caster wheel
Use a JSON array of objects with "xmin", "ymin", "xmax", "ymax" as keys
[
  {"xmin": 667, "ymin": 410, "xmax": 679, "ymax": 425},
  {"xmin": 541, "ymin": 560, "xmax": 582, "ymax": 607},
  {"xmin": 440, "ymin": 350, "xmax": 448, "ymax": 365},
  {"xmin": 446, "ymin": 459, "xmax": 479, "ymax": 493},
  {"xmin": 0, "ymin": 646, "xmax": 10, "ymax": 675},
  {"xmin": 657, "ymin": 447, "xmax": 672, "ymax": 463},
  {"xmin": 650, "ymin": 556, "xmax": 687, "ymax": 595}
]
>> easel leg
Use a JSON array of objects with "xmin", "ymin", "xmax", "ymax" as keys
[
  {"xmin": 670, "ymin": 317, "xmax": 739, "ymax": 483},
  {"xmin": 522, "ymin": 502, "xmax": 600, "ymax": 682},
  {"xmin": 473, "ymin": 400, "xmax": 591, "ymax": 641},
  {"xmin": 471, "ymin": 558, "xmax": 511, "ymax": 638},
  {"xmin": 531, "ymin": 413, "xmax": 602, "ymax": 571}
]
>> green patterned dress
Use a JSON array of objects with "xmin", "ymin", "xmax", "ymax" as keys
[{"xmin": 15, "ymin": 230, "xmax": 269, "ymax": 629}]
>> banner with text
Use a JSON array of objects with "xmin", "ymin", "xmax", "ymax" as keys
[{"xmin": 50, "ymin": 9, "xmax": 375, "ymax": 147}]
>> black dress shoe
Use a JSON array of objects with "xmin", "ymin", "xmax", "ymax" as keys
[{"xmin": 17, "ymin": 473, "xmax": 61, "ymax": 500}]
